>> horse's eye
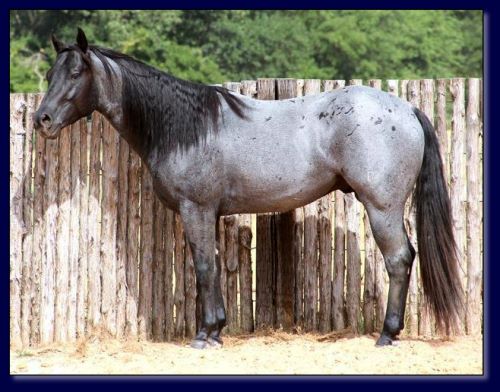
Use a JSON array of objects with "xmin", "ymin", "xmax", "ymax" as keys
[{"xmin": 71, "ymin": 72, "xmax": 81, "ymax": 80}]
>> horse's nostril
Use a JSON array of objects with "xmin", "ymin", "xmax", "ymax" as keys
[{"xmin": 41, "ymin": 113, "xmax": 52, "ymax": 127}]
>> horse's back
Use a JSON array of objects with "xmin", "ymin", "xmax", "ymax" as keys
[{"xmin": 153, "ymin": 86, "xmax": 425, "ymax": 215}]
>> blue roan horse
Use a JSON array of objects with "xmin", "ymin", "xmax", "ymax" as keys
[{"xmin": 34, "ymin": 29, "xmax": 463, "ymax": 349}]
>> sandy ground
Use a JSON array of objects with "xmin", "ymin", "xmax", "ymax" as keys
[{"xmin": 10, "ymin": 330, "xmax": 482, "ymax": 375}]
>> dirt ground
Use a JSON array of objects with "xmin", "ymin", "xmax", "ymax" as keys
[{"xmin": 10, "ymin": 330, "xmax": 483, "ymax": 376}]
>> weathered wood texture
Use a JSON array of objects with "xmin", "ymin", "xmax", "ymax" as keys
[
  {"xmin": 10, "ymin": 94, "xmax": 25, "ymax": 349},
  {"xmin": 100, "ymin": 120, "xmax": 119, "ymax": 337},
  {"xmin": 449, "ymin": 78, "xmax": 467, "ymax": 332},
  {"xmin": 31, "ymin": 94, "xmax": 45, "ymax": 346},
  {"xmin": 465, "ymin": 78, "xmax": 482, "ymax": 336},
  {"xmin": 87, "ymin": 114, "xmax": 102, "ymax": 331},
  {"xmin": 9, "ymin": 78, "xmax": 483, "ymax": 347},
  {"xmin": 116, "ymin": 138, "xmax": 129, "ymax": 338},
  {"xmin": 126, "ymin": 152, "xmax": 141, "ymax": 337},
  {"xmin": 138, "ymin": 168, "xmax": 154, "ymax": 340}
]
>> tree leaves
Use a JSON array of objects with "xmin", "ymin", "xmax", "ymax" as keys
[{"xmin": 10, "ymin": 10, "xmax": 482, "ymax": 92}]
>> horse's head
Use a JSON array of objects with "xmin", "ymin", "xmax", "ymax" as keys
[{"xmin": 34, "ymin": 28, "xmax": 97, "ymax": 139}]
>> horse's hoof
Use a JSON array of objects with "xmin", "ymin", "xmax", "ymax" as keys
[
  {"xmin": 190, "ymin": 339, "xmax": 208, "ymax": 349},
  {"xmin": 207, "ymin": 337, "xmax": 223, "ymax": 348},
  {"xmin": 375, "ymin": 334, "xmax": 393, "ymax": 347}
]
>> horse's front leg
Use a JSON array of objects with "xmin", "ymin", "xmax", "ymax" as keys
[{"xmin": 180, "ymin": 201, "xmax": 223, "ymax": 349}]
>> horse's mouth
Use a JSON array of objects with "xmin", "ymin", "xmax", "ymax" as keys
[{"xmin": 38, "ymin": 125, "xmax": 62, "ymax": 139}]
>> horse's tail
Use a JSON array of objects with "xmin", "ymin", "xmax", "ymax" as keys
[{"xmin": 412, "ymin": 107, "xmax": 464, "ymax": 334}]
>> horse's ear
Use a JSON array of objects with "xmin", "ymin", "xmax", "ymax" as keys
[
  {"xmin": 51, "ymin": 34, "xmax": 64, "ymax": 53},
  {"xmin": 76, "ymin": 27, "xmax": 88, "ymax": 53}
]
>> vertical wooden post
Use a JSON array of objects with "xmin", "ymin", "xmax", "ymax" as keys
[
  {"xmin": 302, "ymin": 79, "xmax": 321, "ymax": 332},
  {"xmin": 87, "ymin": 113, "xmax": 102, "ymax": 331},
  {"xmin": 10, "ymin": 94, "xmax": 25, "ymax": 348},
  {"xmin": 138, "ymin": 167, "xmax": 154, "ymax": 340},
  {"xmin": 465, "ymin": 78, "xmax": 482, "ymax": 335},
  {"xmin": 400, "ymin": 80, "xmax": 409, "ymax": 102},
  {"xmin": 368, "ymin": 79, "xmax": 381, "ymax": 90},
  {"xmin": 436, "ymin": 79, "xmax": 449, "ymax": 180},
  {"xmin": 332, "ymin": 191, "xmax": 346, "ymax": 330},
  {"xmin": 67, "ymin": 120, "xmax": 81, "ymax": 341},
  {"xmin": 125, "ymin": 152, "xmax": 141, "ymax": 337},
  {"xmin": 303, "ymin": 197, "xmax": 318, "ymax": 333},
  {"xmin": 54, "ymin": 123, "xmax": 71, "ymax": 342},
  {"xmin": 317, "ymin": 193, "xmax": 332, "ymax": 333},
  {"xmin": 164, "ymin": 209, "xmax": 175, "ymax": 340},
  {"xmin": 152, "ymin": 198, "xmax": 166, "ymax": 341},
  {"xmin": 116, "ymin": 138, "xmax": 129, "ymax": 338},
  {"xmin": 345, "ymin": 190, "xmax": 361, "ymax": 334},
  {"xmin": 449, "ymin": 78, "xmax": 466, "ymax": 332},
  {"xmin": 77, "ymin": 118, "xmax": 89, "ymax": 338},
  {"xmin": 41, "ymin": 118, "xmax": 59, "ymax": 344},
  {"xmin": 21, "ymin": 94, "xmax": 35, "ymax": 347},
  {"xmin": 275, "ymin": 78, "xmax": 298, "ymax": 330},
  {"xmin": 225, "ymin": 215, "xmax": 239, "ymax": 333},
  {"xmin": 405, "ymin": 80, "xmax": 420, "ymax": 336},
  {"xmin": 174, "ymin": 214, "xmax": 185, "ymax": 337},
  {"xmin": 241, "ymin": 80, "xmax": 257, "ymax": 98},
  {"xmin": 31, "ymin": 94, "xmax": 46, "ymax": 345},
  {"xmin": 255, "ymin": 78, "xmax": 276, "ymax": 329},
  {"xmin": 419, "ymin": 79, "xmax": 435, "ymax": 337},
  {"xmin": 331, "ymin": 80, "xmax": 346, "ymax": 331},
  {"xmin": 100, "ymin": 120, "xmax": 119, "ymax": 337},
  {"xmin": 294, "ymin": 205, "xmax": 305, "ymax": 328},
  {"xmin": 387, "ymin": 79, "xmax": 398, "ymax": 96},
  {"xmin": 238, "ymin": 214, "xmax": 254, "ymax": 333},
  {"xmin": 256, "ymin": 214, "xmax": 274, "ymax": 329}
]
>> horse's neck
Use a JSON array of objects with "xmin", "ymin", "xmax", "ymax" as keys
[{"xmin": 93, "ymin": 57, "xmax": 151, "ymax": 160}]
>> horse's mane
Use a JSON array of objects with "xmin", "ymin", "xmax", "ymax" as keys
[{"xmin": 87, "ymin": 45, "xmax": 248, "ymax": 154}]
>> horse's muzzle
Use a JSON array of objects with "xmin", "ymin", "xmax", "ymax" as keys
[{"xmin": 33, "ymin": 111, "xmax": 61, "ymax": 139}]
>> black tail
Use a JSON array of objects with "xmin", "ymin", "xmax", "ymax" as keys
[{"xmin": 412, "ymin": 107, "xmax": 464, "ymax": 334}]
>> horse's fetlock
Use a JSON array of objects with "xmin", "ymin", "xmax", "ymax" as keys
[{"xmin": 383, "ymin": 314, "xmax": 401, "ymax": 335}]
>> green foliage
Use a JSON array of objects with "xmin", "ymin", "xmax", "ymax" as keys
[
  {"xmin": 312, "ymin": 10, "xmax": 482, "ymax": 80},
  {"xmin": 10, "ymin": 10, "xmax": 482, "ymax": 93}
]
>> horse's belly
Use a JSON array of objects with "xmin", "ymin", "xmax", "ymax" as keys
[{"xmin": 220, "ymin": 157, "xmax": 338, "ymax": 214}]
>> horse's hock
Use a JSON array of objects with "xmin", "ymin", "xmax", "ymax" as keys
[{"xmin": 9, "ymin": 78, "xmax": 483, "ymax": 348}]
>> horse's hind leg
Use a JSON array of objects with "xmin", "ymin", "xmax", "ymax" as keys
[{"xmin": 364, "ymin": 203, "xmax": 416, "ymax": 346}]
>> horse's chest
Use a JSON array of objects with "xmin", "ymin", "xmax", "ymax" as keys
[{"xmin": 147, "ymin": 152, "xmax": 225, "ymax": 212}]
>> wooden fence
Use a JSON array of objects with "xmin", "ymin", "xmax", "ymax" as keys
[{"xmin": 10, "ymin": 78, "xmax": 483, "ymax": 348}]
